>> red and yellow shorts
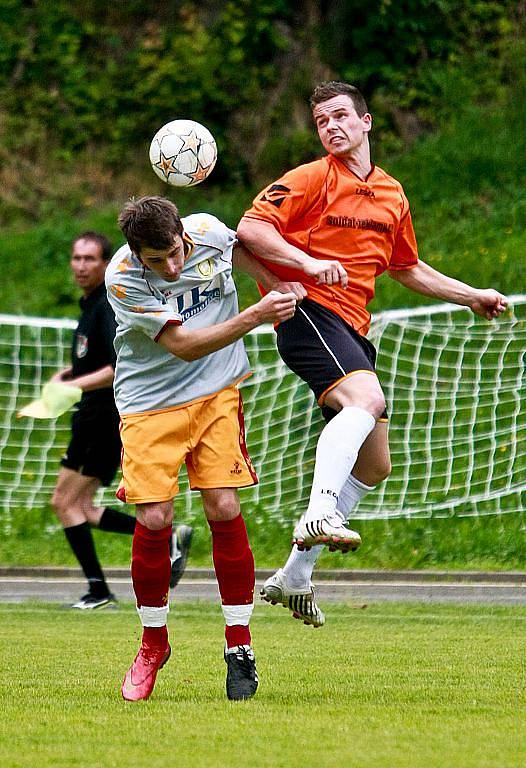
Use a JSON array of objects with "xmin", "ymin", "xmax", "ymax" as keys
[{"xmin": 118, "ymin": 385, "xmax": 258, "ymax": 504}]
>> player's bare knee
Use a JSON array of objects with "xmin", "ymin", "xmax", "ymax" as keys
[
  {"xmin": 204, "ymin": 497, "xmax": 240, "ymax": 522},
  {"xmin": 84, "ymin": 507, "xmax": 101, "ymax": 526},
  {"xmin": 51, "ymin": 488, "xmax": 67, "ymax": 516},
  {"xmin": 326, "ymin": 389, "xmax": 386, "ymax": 419},
  {"xmin": 366, "ymin": 393, "xmax": 387, "ymax": 420},
  {"xmin": 137, "ymin": 504, "xmax": 173, "ymax": 530},
  {"xmin": 347, "ymin": 396, "xmax": 386, "ymax": 420}
]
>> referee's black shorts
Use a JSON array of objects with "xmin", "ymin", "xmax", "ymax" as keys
[
  {"xmin": 61, "ymin": 402, "xmax": 121, "ymax": 487},
  {"xmin": 276, "ymin": 298, "xmax": 387, "ymax": 423}
]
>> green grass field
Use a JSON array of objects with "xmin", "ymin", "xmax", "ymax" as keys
[{"xmin": 1, "ymin": 602, "xmax": 525, "ymax": 768}]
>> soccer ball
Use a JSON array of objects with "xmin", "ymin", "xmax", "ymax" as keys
[{"xmin": 149, "ymin": 119, "xmax": 217, "ymax": 187}]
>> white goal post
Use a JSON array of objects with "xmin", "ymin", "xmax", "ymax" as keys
[{"xmin": 1, "ymin": 297, "xmax": 525, "ymax": 522}]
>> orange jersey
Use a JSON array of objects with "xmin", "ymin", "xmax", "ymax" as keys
[{"xmin": 243, "ymin": 155, "xmax": 418, "ymax": 334}]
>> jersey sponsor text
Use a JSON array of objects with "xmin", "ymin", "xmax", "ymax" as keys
[{"xmin": 326, "ymin": 215, "xmax": 394, "ymax": 234}]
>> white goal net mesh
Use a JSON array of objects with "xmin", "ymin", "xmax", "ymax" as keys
[{"xmin": 1, "ymin": 296, "xmax": 525, "ymax": 523}]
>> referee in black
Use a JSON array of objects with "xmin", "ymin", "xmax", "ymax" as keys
[{"xmin": 51, "ymin": 232, "xmax": 192, "ymax": 608}]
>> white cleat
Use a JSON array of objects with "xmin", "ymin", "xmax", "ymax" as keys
[
  {"xmin": 260, "ymin": 569, "xmax": 325, "ymax": 627},
  {"xmin": 292, "ymin": 517, "xmax": 362, "ymax": 553}
]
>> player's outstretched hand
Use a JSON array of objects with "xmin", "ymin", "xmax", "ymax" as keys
[
  {"xmin": 304, "ymin": 258, "xmax": 348, "ymax": 288},
  {"xmin": 469, "ymin": 289, "xmax": 508, "ymax": 320},
  {"xmin": 256, "ymin": 291, "xmax": 297, "ymax": 324}
]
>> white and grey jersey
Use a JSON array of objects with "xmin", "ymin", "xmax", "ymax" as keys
[{"xmin": 105, "ymin": 213, "xmax": 250, "ymax": 415}]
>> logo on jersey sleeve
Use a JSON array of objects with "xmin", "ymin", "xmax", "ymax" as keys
[
  {"xmin": 110, "ymin": 284, "xmax": 127, "ymax": 299},
  {"xmin": 260, "ymin": 183, "xmax": 291, "ymax": 208},
  {"xmin": 76, "ymin": 334, "xmax": 88, "ymax": 358},
  {"xmin": 195, "ymin": 219, "xmax": 212, "ymax": 235},
  {"xmin": 117, "ymin": 258, "xmax": 133, "ymax": 272}
]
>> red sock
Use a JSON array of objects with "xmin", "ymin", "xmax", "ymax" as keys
[
  {"xmin": 142, "ymin": 625, "xmax": 168, "ymax": 648},
  {"xmin": 208, "ymin": 514, "xmax": 254, "ymax": 648},
  {"xmin": 225, "ymin": 624, "xmax": 251, "ymax": 647},
  {"xmin": 131, "ymin": 521, "xmax": 171, "ymax": 608}
]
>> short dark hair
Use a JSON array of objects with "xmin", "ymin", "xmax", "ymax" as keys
[
  {"xmin": 73, "ymin": 231, "xmax": 112, "ymax": 261},
  {"xmin": 310, "ymin": 81, "xmax": 369, "ymax": 117},
  {"xmin": 118, "ymin": 196, "xmax": 183, "ymax": 255}
]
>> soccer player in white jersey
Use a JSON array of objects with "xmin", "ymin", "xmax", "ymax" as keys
[{"xmin": 106, "ymin": 196, "xmax": 296, "ymax": 702}]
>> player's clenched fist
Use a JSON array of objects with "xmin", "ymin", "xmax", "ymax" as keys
[
  {"xmin": 255, "ymin": 291, "xmax": 297, "ymax": 323},
  {"xmin": 304, "ymin": 257, "xmax": 348, "ymax": 288},
  {"xmin": 469, "ymin": 289, "xmax": 508, "ymax": 320}
]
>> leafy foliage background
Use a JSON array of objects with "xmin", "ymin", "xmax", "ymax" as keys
[
  {"xmin": 1, "ymin": 1, "xmax": 525, "ymax": 317},
  {"xmin": 1, "ymin": 0, "xmax": 524, "ymax": 223}
]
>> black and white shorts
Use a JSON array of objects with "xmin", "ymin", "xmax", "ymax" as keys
[
  {"xmin": 61, "ymin": 403, "xmax": 121, "ymax": 486},
  {"xmin": 276, "ymin": 298, "xmax": 387, "ymax": 422}
]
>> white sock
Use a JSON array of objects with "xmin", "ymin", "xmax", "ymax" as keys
[
  {"xmin": 335, "ymin": 474, "xmax": 375, "ymax": 522},
  {"xmin": 304, "ymin": 406, "xmax": 376, "ymax": 523},
  {"xmin": 137, "ymin": 604, "xmax": 169, "ymax": 627},
  {"xmin": 282, "ymin": 544, "xmax": 323, "ymax": 590},
  {"xmin": 284, "ymin": 474, "xmax": 375, "ymax": 589},
  {"xmin": 222, "ymin": 603, "xmax": 254, "ymax": 626}
]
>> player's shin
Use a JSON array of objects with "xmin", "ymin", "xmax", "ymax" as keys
[
  {"xmin": 209, "ymin": 514, "xmax": 258, "ymax": 699},
  {"xmin": 303, "ymin": 406, "xmax": 376, "ymax": 524},
  {"xmin": 122, "ymin": 522, "xmax": 172, "ymax": 701},
  {"xmin": 208, "ymin": 514, "xmax": 255, "ymax": 648},
  {"xmin": 131, "ymin": 521, "xmax": 171, "ymax": 647}
]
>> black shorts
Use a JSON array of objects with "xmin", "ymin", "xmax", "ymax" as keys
[
  {"xmin": 61, "ymin": 403, "xmax": 121, "ymax": 486},
  {"xmin": 276, "ymin": 298, "xmax": 387, "ymax": 423}
]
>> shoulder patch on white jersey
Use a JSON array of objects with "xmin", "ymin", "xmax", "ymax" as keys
[{"xmin": 183, "ymin": 213, "xmax": 235, "ymax": 253}]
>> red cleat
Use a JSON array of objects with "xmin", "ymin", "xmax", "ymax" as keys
[{"xmin": 121, "ymin": 643, "xmax": 171, "ymax": 701}]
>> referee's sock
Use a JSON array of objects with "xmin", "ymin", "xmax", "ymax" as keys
[
  {"xmin": 64, "ymin": 522, "xmax": 109, "ymax": 597},
  {"xmin": 98, "ymin": 507, "xmax": 136, "ymax": 534}
]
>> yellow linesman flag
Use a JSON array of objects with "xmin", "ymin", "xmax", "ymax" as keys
[{"xmin": 17, "ymin": 382, "xmax": 82, "ymax": 419}]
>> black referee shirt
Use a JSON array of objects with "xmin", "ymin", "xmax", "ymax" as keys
[{"xmin": 72, "ymin": 282, "xmax": 117, "ymax": 408}]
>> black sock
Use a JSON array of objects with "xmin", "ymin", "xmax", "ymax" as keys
[
  {"xmin": 98, "ymin": 507, "xmax": 136, "ymax": 534},
  {"xmin": 64, "ymin": 522, "xmax": 109, "ymax": 596}
]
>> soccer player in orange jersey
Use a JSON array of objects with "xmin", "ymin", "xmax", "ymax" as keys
[{"xmin": 237, "ymin": 81, "xmax": 508, "ymax": 627}]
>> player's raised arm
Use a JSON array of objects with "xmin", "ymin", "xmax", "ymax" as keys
[
  {"xmin": 389, "ymin": 259, "xmax": 508, "ymax": 320},
  {"xmin": 157, "ymin": 290, "xmax": 297, "ymax": 361},
  {"xmin": 237, "ymin": 217, "xmax": 348, "ymax": 288},
  {"xmin": 232, "ymin": 242, "xmax": 307, "ymax": 301}
]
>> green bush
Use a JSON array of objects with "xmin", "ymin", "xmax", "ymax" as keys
[{"xmin": 1, "ymin": 1, "xmax": 525, "ymax": 223}]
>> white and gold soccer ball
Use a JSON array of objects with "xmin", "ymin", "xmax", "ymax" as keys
[{"xmin": 149, "ymin": 119, "xmax": 217, "ymax": 187}]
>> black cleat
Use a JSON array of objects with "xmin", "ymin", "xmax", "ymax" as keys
[
  {"xmin": 170, "ymin": 524, "xmax": 193, "ymax": 589},
  {"xmin": 72, "ymin": 592, "xmax": 117, "ymax": 610},
  {"xmin": 224, "ymin": 645, "xmax": 258, "ymax": 701}
]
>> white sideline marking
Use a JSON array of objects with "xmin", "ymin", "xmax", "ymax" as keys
[
  {"xmin": 2, "ymin": 577, "xmax": 526, "ymax": 588},
  {"xmin": 0, "ymin": 577, "xmax": 217, "ymax": 586}
]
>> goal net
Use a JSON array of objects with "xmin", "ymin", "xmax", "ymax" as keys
[{"xmin": 1, "ymin": 297, "xmax": 525, "ymax": 523}]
